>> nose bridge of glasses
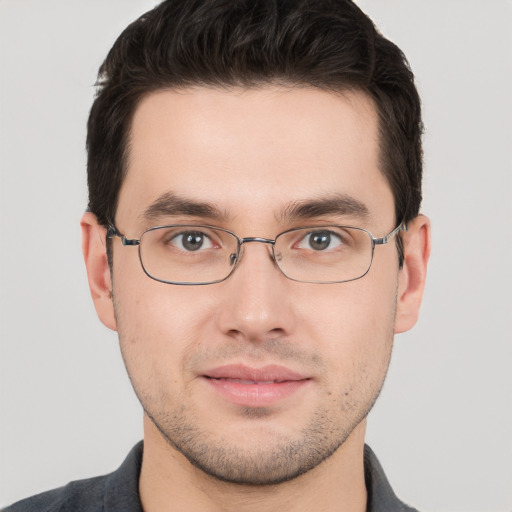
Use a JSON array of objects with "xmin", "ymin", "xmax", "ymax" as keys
[
  {"xmin": 235, "ymin": 237, "xmax": 278, "ymax": 266},
  {"xmin": 239, "ymin": 237, "xmax": 276, "ymax": 246}
]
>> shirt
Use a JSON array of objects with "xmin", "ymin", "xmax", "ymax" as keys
[{"xmin": 3, "ymin": 442, "xmax": 419, "ymax": 511}]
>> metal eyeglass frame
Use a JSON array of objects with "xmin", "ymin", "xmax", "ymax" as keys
[{"xmin": 107, "ymin": 222, "xmax": 407, "ymax": 285}]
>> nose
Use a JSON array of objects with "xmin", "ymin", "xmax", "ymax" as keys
[{"xmin": 215, "ymin": 240, "xmax": 296, "ymax": 343}]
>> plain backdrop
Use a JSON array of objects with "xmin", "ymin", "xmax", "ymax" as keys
[{"xmin": 1, "ymin": 1, "xmax": 511, "ymax": 510}]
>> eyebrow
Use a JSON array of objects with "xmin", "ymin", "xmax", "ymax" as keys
[
  {"xmin": 278, "ymin": 194, "xmax": 370, "ymax": 223},
  {"xmin": 140, "ymin": 192, "xmax": 229, "ymax": 222},
  {"xmin": 140, "ymin": 191, "xmax": 369, "ymax": 225}
]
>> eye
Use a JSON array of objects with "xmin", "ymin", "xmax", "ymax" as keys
[
  {"xmin": 297, "ymin": 230, "xmax": 344, "ymax": 251},
  {"xmin": 170, "ymin": 231, "xmax": 215, "ymax": 252}
]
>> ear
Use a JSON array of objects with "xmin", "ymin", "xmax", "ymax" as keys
[
  {"xmin": 394, "ymin": 214, "xmax": 431, "ymax": 334},
  {"xmin": 80, "ymin": 212, "xmax": 117, "ymax": 331}
]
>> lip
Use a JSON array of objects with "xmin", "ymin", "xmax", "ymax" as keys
[{"xmin": 201, "ymin": 364, "xmax": 311, "ymax": 407}]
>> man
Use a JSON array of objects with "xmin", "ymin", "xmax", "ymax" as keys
[{"xmin": 4, "ymin": 0, "xmax": 430, "ymax": 510}]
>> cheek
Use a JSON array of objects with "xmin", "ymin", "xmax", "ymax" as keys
[
  {"xmin": 112, "ymin": 261, "xmax": 218, "ymax": 390},
  {"xmin": 295, "ymin": 269, "xmax": 397, "ymax": 376},
  {"xmin": 299, "ymin": 277, "xmax": 397, "ymax": 339},
  {"xmin": 113, "ymin": 242, "xmax": 215, "ymax": 336}
]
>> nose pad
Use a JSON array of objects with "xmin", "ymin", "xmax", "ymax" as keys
[
  {"xmin": 239, "ymin": 240, "xmax": 279, "ymax": 268},
  {"xmin": 229, "ymin": 241, "xmax": 283, "ymax": 281}
]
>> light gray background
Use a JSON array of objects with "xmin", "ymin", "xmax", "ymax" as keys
[{"xmin": 1, "ymin": 1, "xmax": 511, "ymax": 510}]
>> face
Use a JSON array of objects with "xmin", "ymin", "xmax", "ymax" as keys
[{"xmin": 91, "ymin": 87, "xmax": 413, "ymax": 484}]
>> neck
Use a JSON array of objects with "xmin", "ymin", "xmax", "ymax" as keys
[{"xmin": 139, "ymin": 416, "xmax": 368, "ymax": 512}]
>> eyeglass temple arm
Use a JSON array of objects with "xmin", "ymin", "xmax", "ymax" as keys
[
  {"xmin": 107, "ymin": 225, "xmax": 140, "ymax": 246},
  {"xmin": 373, "ymin": 222, "xmax": 407, "ymax": 245}
]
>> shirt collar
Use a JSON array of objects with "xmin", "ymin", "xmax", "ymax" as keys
[{"xmin": 103, "ymin": 442, "xmax": 418, "ymax": 512}]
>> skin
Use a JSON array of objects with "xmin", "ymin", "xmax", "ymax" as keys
[{"xmin": 81, "ymin": 86, "xmax": 430, "ymax": 512}]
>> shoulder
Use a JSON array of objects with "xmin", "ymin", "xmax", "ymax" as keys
[
  {"xmin": 3, "ymin": 442, "xmax": 143, "ymax": 512},
  {"xmin": 2, "ymin": 475, "xmax": 108, "ymax": 512},
  {"xmin": 364, "ymin": 445, "xmax": 420, "ymax": 512}
]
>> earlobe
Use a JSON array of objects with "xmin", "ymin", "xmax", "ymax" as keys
[
  {"xmin": 394, "ymin": 214, "xmax": 431, "ymax": 334},
  {"xmin": 80, "ymin": 212, "xmax": 117, "ymax": 331}
]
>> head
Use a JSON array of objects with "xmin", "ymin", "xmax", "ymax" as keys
[
  {"xmin": 82, "ymin": 0, "xmax": 430, "ymax": 487},
  {"xmin": 87, "ymin": 0, "xmax": 422, "ymax": 238}
]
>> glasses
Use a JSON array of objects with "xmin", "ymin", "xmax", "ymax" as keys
[{"xmin": 107, "ymin": 223, "xmax": 406, "ymax": 285}]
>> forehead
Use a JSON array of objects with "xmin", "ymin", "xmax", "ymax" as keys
[{"xmin": 118, "ymin": 86, "xmax": 393, "ymax": 229}]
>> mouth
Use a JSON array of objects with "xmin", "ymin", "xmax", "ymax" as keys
[
  {"xmin": 214, "ymin": 378, "xmax": 289, "ymax": 384},
  {"xmin": 201, "ymin": 364, "xmax": 311, "ymax": 407}
]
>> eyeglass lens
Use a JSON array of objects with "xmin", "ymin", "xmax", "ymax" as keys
[{"xmin": 138, "ymin": 225, "xmax": 374, "ymax": 284}]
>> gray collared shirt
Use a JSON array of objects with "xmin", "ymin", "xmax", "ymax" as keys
[{"xmin": 4, "ymin": 442, "xmax": 419, "ymax": 511}]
